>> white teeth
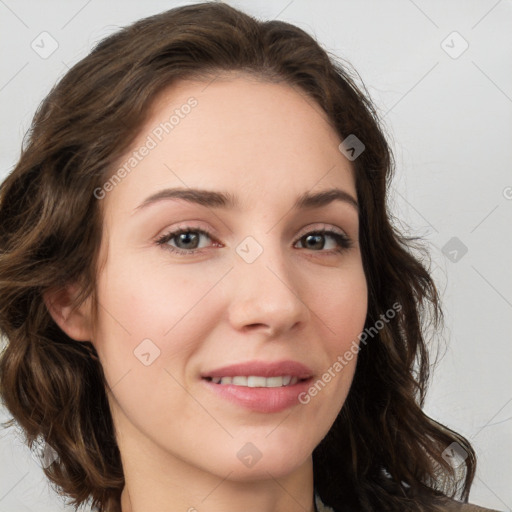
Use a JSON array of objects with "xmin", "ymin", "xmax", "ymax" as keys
[
  {"xmin": 282, "ymin": 376, "xmax": 292, "ymax": 386},
  {"xmin": 265, "ymin": 376, "xmax": 284, "ymax": 387},
  {"xmin": 208, "ymin": 375, "xmax": 301, "ymax": 387},
  {"xmin": 247, "ymin": 376, "xmax": 267, "ymax": 387}
]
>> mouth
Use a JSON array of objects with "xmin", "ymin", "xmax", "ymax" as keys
[
  {"xmin": 200, "ymin": 360, "xmax": 314, "ymax": 413},
  {"xmin": 202, "ymin": 375, "xmax": 310, "ymax": 387},
  {"xmin": 200, "ymin": 359, "xmax": 313, "ymax": 381}
]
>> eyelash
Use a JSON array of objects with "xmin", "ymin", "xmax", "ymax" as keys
[{"xmin": 155, "ymin": 225, "xmax": 353, "ymax": 256}]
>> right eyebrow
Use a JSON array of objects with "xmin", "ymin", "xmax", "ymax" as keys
[{"xmin": 133, "ymin": 187, "xmax": 236, "ymax": 213}]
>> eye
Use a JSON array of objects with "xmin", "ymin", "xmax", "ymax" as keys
[
  {"xmin": 294, "ymin": 228, "xmax": 353, "ymax": 254},
  {"xmin": 155, "ymin": 226, "xmax": 219, "ymax": 255}
]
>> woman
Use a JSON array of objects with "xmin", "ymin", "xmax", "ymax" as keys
[{"xmin": 0, "ymin": 3, "xmax": 501, "ymax": 512}]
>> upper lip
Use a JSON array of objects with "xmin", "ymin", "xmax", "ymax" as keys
[{"xmin": 201, "ymin": 360, "xmax": 313, "ymax": 379}]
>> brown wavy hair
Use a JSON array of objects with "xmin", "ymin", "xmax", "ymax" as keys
[{"xmin": 0, "ymin": 3, "xmax": 476, "ymax": 511}]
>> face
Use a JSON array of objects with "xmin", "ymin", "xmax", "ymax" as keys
[{"xmin": 87, "ymin": 75, "xmax": 367, "ymax": 481}]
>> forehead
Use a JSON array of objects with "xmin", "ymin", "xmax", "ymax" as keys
[
  {"xmin": 103, "ymin": 75, "xmax": 355, "ymax": 216},
  {"xmin": 143, "ymin": 74, "xmax": 341, "ymax": 151}
]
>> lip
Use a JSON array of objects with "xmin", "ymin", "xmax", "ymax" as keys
[
  {"xmin": 200, "ymin": 360, "xmax": 313, "ymax": 379},
  {"xmin": 200, "ymin": 360, "xmax": 314, "ymax": 413}
]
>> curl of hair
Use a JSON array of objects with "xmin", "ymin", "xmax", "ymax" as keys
[{"xmin": 0, "ymin": 3, "xmax": 475, "ymax": 511}]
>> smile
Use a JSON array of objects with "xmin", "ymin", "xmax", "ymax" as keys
[{"xmin": 203, "ymin": 375, "xmax": 303, "ymax": 387}]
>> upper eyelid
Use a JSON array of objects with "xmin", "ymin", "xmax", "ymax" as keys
[
  {"xmin": 295, "ymin": 223, "xmax": 347, "ymax": 238},
  {"xmin": 159, "ymin": 222, "xmax": 349, "ymax": 241}
]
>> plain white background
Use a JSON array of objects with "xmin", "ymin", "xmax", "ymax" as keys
[{"xmin": 0, "ymin": 1, "xmax": 511, "ymax": 511}]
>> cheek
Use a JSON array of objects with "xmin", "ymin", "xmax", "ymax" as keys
[
  {"xmin": 94, "ymin": 250, "xmax": 219, "ymax": 343},
  {"xmin": 313, "ymin": 261, "xmax": 368, "ymax": 345},
  {"xmin": 90, "ymin": 252, "xmax": 226, "ymax": 391},
  {"xmin": 90, "ymin": 258, "xmax": 207, "ymax": 437},
  {"xmin": 305, "ymin": 262, "xmax": 367, "ymax": 402}
]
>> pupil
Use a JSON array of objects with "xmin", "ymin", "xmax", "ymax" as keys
[
  {"xmin": 305, "ymin": 234, "xmax": 324, "ymax": 250},
  {"xmin": 178, "ymin": 232, "xmax": 199, "ymax": 249}
]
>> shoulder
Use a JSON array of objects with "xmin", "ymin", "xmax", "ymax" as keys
[
  {"xmin": 438, "ymin": 499, "xmax": 502, "ymax": 512},
  {"xmin": 314, "ymin": 491, "xmax": 501, "ymax": 512}
]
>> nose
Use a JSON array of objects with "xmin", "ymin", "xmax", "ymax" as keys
[{"xmin": 226, "ymin": 239, "xmax": 311, "ymax": 337}]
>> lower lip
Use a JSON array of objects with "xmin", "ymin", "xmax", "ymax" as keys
[{"xmin": 201, "ymin": 378, "xmax": 312, "ymax": 413}]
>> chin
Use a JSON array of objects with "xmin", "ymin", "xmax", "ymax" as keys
[{"xmin": 201, "ymin": 445, "xmax": 312, "ymax": 482}]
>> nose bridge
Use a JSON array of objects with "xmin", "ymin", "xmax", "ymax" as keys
[{"xmin": 227, "ymin": 232, "xmax": 309, "ymax": 333}]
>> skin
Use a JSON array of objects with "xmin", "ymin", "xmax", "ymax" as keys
[{"xmin": 46, "ymin": 74, "xmax": 368, "ymax": 512}]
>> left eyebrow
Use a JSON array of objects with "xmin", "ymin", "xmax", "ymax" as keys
[
  {"xmin": 294, "ymin": 188, "xmax": 359, "ymax": 213},
  {"xmin": 132, "ymin": 187, "xmax": 359, "ymax": 214}
]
